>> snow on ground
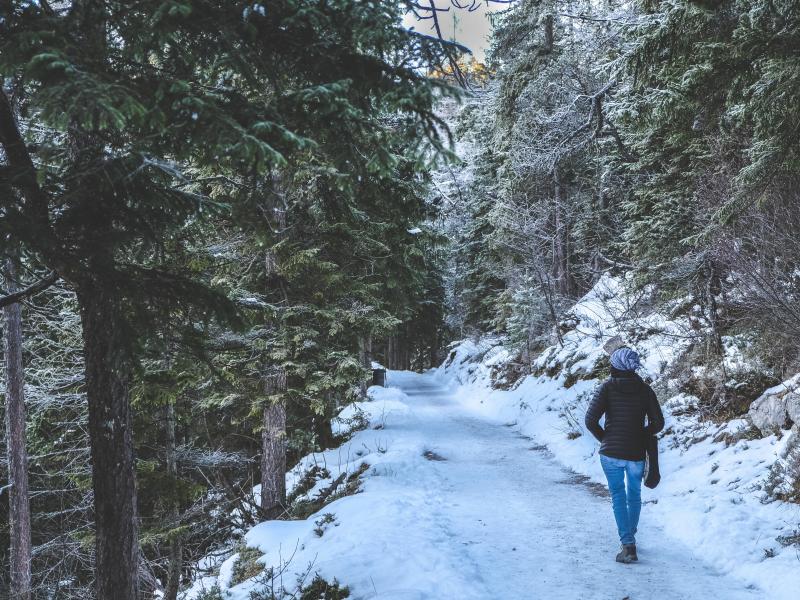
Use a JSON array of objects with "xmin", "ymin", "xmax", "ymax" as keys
[
  {"xmin": 432, "ymin": 277, "xmax": 800, "ymax": 600},
  {"xmin": 183, "ymin": 275, "xmax": 799, "ymax": 599},
  {"xmin": 185, "ymin": 372, "xmax": 765, "ymax": 600},
  {"xmin": 436, "ymin": 345, "xmax": 799, "ymax": 599}
]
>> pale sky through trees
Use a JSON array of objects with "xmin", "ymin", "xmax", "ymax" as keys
[{"xmin": 403, "ymin": 1, "xmax": 507, "ymax": 62}]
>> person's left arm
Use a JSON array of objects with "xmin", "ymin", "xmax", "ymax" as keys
[{"xmin": 644, "ymin": 386, "xmax": 665, "ymax": 435}]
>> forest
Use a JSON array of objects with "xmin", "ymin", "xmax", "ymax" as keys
[{"xmin": 1, "ymin": 1, "xmax": 799, "ymax": 599}]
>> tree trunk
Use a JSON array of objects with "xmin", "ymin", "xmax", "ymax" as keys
[
  {"xmin": 358, "ymin": 335, "xmax": 372, "ymax": 395},
  {"xmin": 429, "ymin": 334, "xmax": 438, "ymax": 370},
  {"xmin": 3, "ymin": 258, "xmax": 32, "ymax": 600},
  {"xmin": 393, "ymin": 327, "xmax": 410, "ymax": 371},
  {"xmin": 261, "ymin": 369, "xmax": 287, "ymax": 518},
  {"xmin": 78, "ymin": 287, "xmax": 139, "ymax": 600},
  {"xmin": 393, "ymin": 336, "xmax": 403, "ymax": 371},
  {"xmin": 553, "ymin": 169, "xmax": 571, "ymax": 297},
  {"xmin": 359, "ymin": 335, "xmax": 372, "ymax": 369},
  {"xmin": 313, "ymin": 413, "xmax": 336, "ymax": 451},
  {"xmin": 543, "ymin": 13, "xmax": 554, "ymax": 53},
  {"xmin": 63, "ymin": 3, "xmax": 138, "ymax": 591},
  {"xmin": 533, "ymin": 264, "xmax": 564, "ymax": 347},
  {"xmin": 163, "ymin": 401, "xmax": 181, "ymax": 600},
  {"xmin": 404, "ymin": 327, "xmax": 412, "ymax": 370},
  {"xmin": 385, "ymin": 336, "xmax": 394, "ymax": 370},
  {"xmin": 704, "ymin": 259, "xmax": 724, "ymax": 359}
]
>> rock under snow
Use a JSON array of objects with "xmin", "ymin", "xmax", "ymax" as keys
[{"xmin": 748, "ymin": 374, "xmax": 800, "ymax": 434}]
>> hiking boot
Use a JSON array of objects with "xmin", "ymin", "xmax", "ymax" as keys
[
  {"xmin": 615, "ymin": 544, "xmax": 637, "ymax": 563},
  {"xmin": 625, "ymin": 543, "xmax": 638, "ymax": 561}
]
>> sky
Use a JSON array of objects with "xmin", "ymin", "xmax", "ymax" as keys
[{"xmin": 403, "ymin": 1, "xmax": 510, "ymax": 62}]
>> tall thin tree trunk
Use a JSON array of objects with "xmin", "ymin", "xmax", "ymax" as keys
[
  {"xmin": 704, "ymin": 259, "xmax": 724, "ymax": 359},
  {"xmin": 543, "ymin": 13, "xmax": 554, "ymax": 53},
  {"xmin": 163, "ymin": 401, "xmax": 181, "ymax": 600},
  {"xmin": 358, "ymin": 335, "xmax": 372, "ymax": 395},
  {"xmin": 386, "ymin": 336, "xmax": 395, "ymax": 370},
  {"xmin": 261, "ymin": 369, "xmax": 287, "ymax": 518},
  {"xmin": 553, "ymin": 169, "xmax": 571, "ymax": 297},
  {"xmin": 396, "ymin": 335, "xmax": 404, "ymax": 370},
  {"xmin": 404, "ymin": 326, "xmax": 412, "ymax": 370},
  {"xmin": 78, "ymin": 287, "xmax": 139, "ymax": 600},
  {"xmin": 3, "ymin": 258, "xmax": 32, "ymax": 600},
  {"xmin": 533, "ymin": 265, "xmax": 564, "ymax": 347}
]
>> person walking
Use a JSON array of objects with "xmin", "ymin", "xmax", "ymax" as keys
[{"xmin": 585, "ymin": 347, "xmax": 664, "ymax": 564}]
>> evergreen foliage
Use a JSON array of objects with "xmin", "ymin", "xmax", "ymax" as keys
[
  {"xmin": 1, "ymin": 1, "xmax": 457, "ymax": 597},
  {"xmin": 441, "ymin": 0, "xmax": 800, "ymax": 368},
  {"xmin": 3, "ymin": 0, "xmax": 800, "ymax": 597}
]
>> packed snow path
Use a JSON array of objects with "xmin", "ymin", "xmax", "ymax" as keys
[{"xmin": 368, "ymin": 371, "xmax": 761, "ymax": 600}]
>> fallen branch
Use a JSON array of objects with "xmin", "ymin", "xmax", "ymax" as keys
[{"xmin": 315, "ymin": 472, "xmax": 347, "ymax": 504}]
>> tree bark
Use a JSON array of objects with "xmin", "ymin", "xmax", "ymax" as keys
[
  {"xmin": 78, "ymin": 286, "xmax": 139, "ymax": 600},
  {"xmin": 543, "ymin": 13, "xmax": 555, "ymax": 53},
  {"xmin": 358, "ymin": 335, "xmax": 372, "ymax": 395},
  {"xmin": 313, "ymin": 409, "xmax": 336, "ymax": 451},
  {"xmin": 429, "ymin": 334, "xmax": 438, "ymax": 370},
  {"xmin": 553, "ymin": 169, "xmax": 572, "ymax": 297},
  {"xmin": 704, "ymin": 259, "xmax": 724, "ymax": 358},
  {"xmin": 3, "ymin": 258, "xmax": 32, "ymax": 600},
  {"xmin": 386, "ymin": 336, "xmax": 395, "ymax": 370},
  {"xmin": 163, "ymin": 401, "xmax": 181, "ymax": 600},
  {"xmin": 261, "ymin": 369, "xmax": 287, "ymax": 518},
  {"xmin": 393, "ymin": 327, "xmax": 410, "ymax": 371},
  {"xmin": 60, "ymin": 4, "xmax": 140, "ymax": 592},
  {"xmin": 359, "ymin": 335, "xmax": 372, "ymax": 368}
]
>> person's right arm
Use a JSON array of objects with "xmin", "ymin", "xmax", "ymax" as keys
[{"xmin": 585, "ymin": 381, "xmax": 608, "ymax": 442}]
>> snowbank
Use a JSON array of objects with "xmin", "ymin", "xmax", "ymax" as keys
[
  {"xmin": 435, "ymin": 276, "xmax": 800, "ymax": 600},
  {"xmin": 181, "ymin": 383, "xmax": 446, "ymax": 599},
  {"xmin": 182, "ymin": 275, "xmax": 799, "ymax": 599}
]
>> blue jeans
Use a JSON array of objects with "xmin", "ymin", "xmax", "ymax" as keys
[{"xmin": 600, "ymin": 454, "xmax": 645, "ymax": 545}]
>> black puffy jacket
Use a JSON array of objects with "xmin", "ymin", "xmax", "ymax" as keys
[{"xmin": 585, "ymin": 369, "xmax": 664, "ymax": 461}]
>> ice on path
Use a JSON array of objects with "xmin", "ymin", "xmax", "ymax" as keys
[
  {"xmin": 215, "ymin": 370, "xmax": 763, "ymax": 600},
  {"xmin": 357, "ymin": 371, "xmax": 761, "ymax": 600}
]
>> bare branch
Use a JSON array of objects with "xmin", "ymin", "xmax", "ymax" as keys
[{"xmin": 0, "ymin": 271, "xmax": 60, "ymax": 308}]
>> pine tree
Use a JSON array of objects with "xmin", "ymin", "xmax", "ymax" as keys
[
  {"xmin": 618, "ymin": 0, "xmax": 800, "ymax": 270},
  {"xmin": 0, "ymin": 1, "xmax": 456, "ymax": 595},
  {"xmin": 444, "ymin": 0, "xmax": 630, "ymax": 338}
]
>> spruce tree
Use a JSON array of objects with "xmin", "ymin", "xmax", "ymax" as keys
[{"xmin": 0, "ymin": 1, "xmax": 454, "ymax": 596}]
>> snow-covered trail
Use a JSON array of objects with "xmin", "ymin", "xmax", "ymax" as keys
[{"xmin": 380, "ymin": 370, "xmax": 761, "ymax": 600}]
